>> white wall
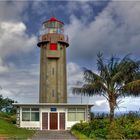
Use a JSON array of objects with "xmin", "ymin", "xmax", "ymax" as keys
[
  {"xmin": 19, "ymin": 105, "xmax": 89, "ymax": 130},
  {"xmin": 19, "ymin": 106, "xmax": 40, "ymax": 129},
  {"xmin": 20, "ymin": 121, "xmax": 40, "ymax": 129}
]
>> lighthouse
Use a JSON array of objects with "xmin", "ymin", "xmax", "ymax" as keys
[
  {"xmin": 37, "ymin": 17, "xmax": 69, "ymax": 103},
  {"xmin": 14, "ymin": 17, "xmax": 93, "ymax": 130}
]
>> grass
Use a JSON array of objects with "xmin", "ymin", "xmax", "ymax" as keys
[
  {"xmin": 0, "ymin": 113, "xmax": 35, "ymax": 139},
  {"xmin": 71, "ymin": 129, "xmax": 93, "ymax": 140}
]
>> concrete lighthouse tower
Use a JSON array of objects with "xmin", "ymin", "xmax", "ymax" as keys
[
  {"xmin": 37, "ymin": 17, "xmax": 69, "ymax": 103},
  {"xmin": 14, "ymin": 17, "xmax": 92, "ymax": 130}
]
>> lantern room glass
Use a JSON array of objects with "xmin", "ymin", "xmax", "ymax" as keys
[{"xmin": 42, "ymin": 21, "xmax": 64, "ymax": 34}]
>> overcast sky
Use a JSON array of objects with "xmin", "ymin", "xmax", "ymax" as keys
[{"xmin": 0, "ymin": 0, "xmax": 140, "ymax": 112}]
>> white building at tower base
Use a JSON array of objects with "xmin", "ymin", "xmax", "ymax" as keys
[{"xmin": 13, "ymin": 103, "xmax": 93, "ymax": 130}]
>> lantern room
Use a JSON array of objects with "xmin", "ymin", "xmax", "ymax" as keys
[{"xmin": 42, "ymin": 17, "xmax": 64, "ymax": 34}]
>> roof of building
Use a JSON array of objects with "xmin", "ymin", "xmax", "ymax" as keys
[
  {"xmin": 43, "ymin": 17, "xmax": 64, "ymax": 25},
  {"xmin": 13, "ymin": 103, "xmax": 94, "ymax": 107}
]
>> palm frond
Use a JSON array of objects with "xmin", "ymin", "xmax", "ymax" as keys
[
  {"xmin": 117, "ymin": 56, "xmax": 140, "ymax": 83},
  {"xmin": 83, "ymin": 68, "xmax": 102, "ymax": 83},
  {"xmin": 121, "ymin": 80, "xmax": 140, "ymax": 96},
  {"xmin": 111, "ymin": 71, "xmax": 124, "ymax": 85},
  {"xmin": 96, "ymin": 53, "xmax": 111, "ymax": 84},
  {"xmin": 73, "ymin": 80, "xmax": 108, "ymax": 97}
]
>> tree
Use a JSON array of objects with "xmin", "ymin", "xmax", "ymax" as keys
[
  {"xmin": 73, "ymin": 53, "xmax": 140, "ymax": 122},
  {"xmin": 0, "ymin": 94, "xmax": 16, "ymax": 114}
]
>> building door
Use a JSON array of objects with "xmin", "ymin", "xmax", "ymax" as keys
[
  {"xmin": 42, "ymin": 113, "xmax": 48, "ymax": 129},
  {"xmin": 50, "ymin": 113, "xmax": 58, "ymax": 129},
  {"xmin": 59, "ymin": 113, "xmax": 65, "ymax": 130}
]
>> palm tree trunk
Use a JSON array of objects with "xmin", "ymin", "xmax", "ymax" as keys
[
  {"xmin": 109, "ymin": 102, "xmax": 115, "ymax": 122},
  {"xmin": 109, "ymin": 94, "xmax": 115, "ymax": 122}
]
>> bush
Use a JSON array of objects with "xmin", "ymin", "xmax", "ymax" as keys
[
  {"xmin": 82, "ymin": 125, "xmax": 91, "ymax": 137},
  {"xmin": 71, "ymin": 122, "xmax": 89, "ymax": 131},
  {"xmin": 106, "ymin": 121, "xmax": 125, "ymax": 139},
  {"xmin": 115, "ymin": 114, "xmax": 140, "ymax": 139},
  {"xmin": 133, "ymin": 119, "xmax": 140, "ymax": 131},
  {"xmin": 71, "ymin": 112, "xmax": 140, "ymax": 139},
  {"xmin": 89, "ymin": 128, "xmax": 107, "ymax": 139},
  {"xmin": 71, "ymin": 119, "xmax": 109, "ymax": 139},
  {"xmin": 0, "ymin": 112, "xmax": 16, "ymax": 124},
  {"xmin": 89, "ymin": 119, "xmax": 109, "ymax": 130},
  {"xmin": 131, "ymin": 120, "xmax": 140, "ymax": 139}
]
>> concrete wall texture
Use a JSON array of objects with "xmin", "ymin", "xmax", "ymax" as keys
[{"xmin": 38, "ymin": 33, "xmax": 68, "ymax": 103}]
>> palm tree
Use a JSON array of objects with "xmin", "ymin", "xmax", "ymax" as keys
[{"xmin": 73, "ymin": 53, "xmax": 140, "ymax": 122}]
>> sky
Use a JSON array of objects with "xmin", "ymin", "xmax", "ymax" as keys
[{"xmin": 0, "ymin": 0, "xmax": 140, "ymax": 113}]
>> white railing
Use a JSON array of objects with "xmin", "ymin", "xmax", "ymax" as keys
[{"xmin": 38, "ymin": 34, "xmax": 69, "ymax": 44}]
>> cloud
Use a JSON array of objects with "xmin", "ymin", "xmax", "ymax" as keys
[
  {"xmin": 67, "ymin": 62, "xmax": 83, "ymax": 88},
  {"xmin": 31, "ymin": 1, "xmax": 49, "ymax": 16},
  {"xmin": 0, "ymin": 1, "xmax": 38, "ymax": 102},
  {"xmin": 0, "ymin": 1, "xmax": 37, "ymax": 75},
  {"xmin": 0, "ymin": 64, "xmax": 39, "ymax": 103},
  {"xmin": 66, "ymin": 1, "xmax": 140, "ymax": 63},
  {"xmin": 118, "ymin": 97, "xmax": 140, "ymax": 112},
  {"xmin": 95, "ymin": 100, "xmax": 106, "ymax": 106},
  {"xmin": 0, "ymin": 58, "xmax": 9, "ymax": 73},
  {"xmin": 66, "ymin": 1, "xmax": 94, "ymax": 21},
  {"xmin": 0, "ymin": 22, "xmax": 37, "ymax": 58},
  {"xmin": 0, "ymin": 1, "xmax": 28, "ymax": 22}
]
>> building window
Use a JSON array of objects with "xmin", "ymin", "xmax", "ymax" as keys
[
  {"xmin": 52, "ymin": 68, "xmax": 54, "ymax": 75},
  {"xmin": 22, "ymin": 108, "xmax": 39, "ymax": 121},
  {"xmin": 68, "ymin": 112, "xmax": 76, "ymax": 121},
  {"xmin": 22, "ymin": 112, "xmax": 30, "ymax": 121},
  {"xmin": 31, "ymin": 112, "xmax": 39, "ymax": 121},
  {"xmin": 68, "ymin": 108, "xmax": 85, "ymax": 121},
  {"xmin": 52, "ymin": 89, "xmax": 55, "ymax": 97}
]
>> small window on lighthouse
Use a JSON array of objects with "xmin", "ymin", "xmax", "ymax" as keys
[
  {"xmin": 52, "ymin": 68, "xmax": 54, "ymax": 75},
  {"xmin": 52, "ymin": 89, "xmax": 55, "ymax": 97},
  {"xmin": 50, "ymin": 43, "xmax": 57, "ymax": 50}
]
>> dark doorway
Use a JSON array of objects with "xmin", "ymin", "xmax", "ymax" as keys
[
  {"xmin": 50, "ymin": 113, "xmax": 58, "ymax": 129},
  {"xmin": 42, "ymin": 113, "xmax": 48, "ymax": 129},
  {"xmin": 59, "ymin": 113, "xmax": 65, "ymax": 130}
]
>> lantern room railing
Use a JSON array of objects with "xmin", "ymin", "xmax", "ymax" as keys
[{"xmin": 38, "ymin": 34, "xmax": 69, "ymax": 44}]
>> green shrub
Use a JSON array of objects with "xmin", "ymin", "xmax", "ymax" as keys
[
  {"xmin": 115, "ymin": 115, "xmax": 140, "ymax": 139},
  {"xmin": 71, "ymin": 112, "xmax": 140, "ymax": 139},
  {"xmin": 131, "ymin": 120, "xmax": 140, "ymax": 139},
  {"xmin": 132, "ymin": 119, "xmax": 140, "ymax": 131},
  {"xmin": 82, "ymin": 125, "xmax": 91, "ymax": 137},
  {"xmin": 89, "ymin": 128, "xmax": 107, "ymax": 139},
  {"xmin": 89, "ymin": 119, "xmax": 109, "ymax": 130},
  {"xmin": 106, "ymin": 121, "xmax": 125, "ymax": 139},
  {"xmin": 71, "ymin": 122, "xmax": 89, "ymax": 131},
  {"xmin": 0, "ymin": 112, "xmax": 16, "ymax": 124}
]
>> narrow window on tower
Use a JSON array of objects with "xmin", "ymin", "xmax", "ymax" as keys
[
  {"xmin": 52, "ymin": 68, "xmax": 54, "ymax": 75},
  {"xmin": 50, "ymin": 43, "xmax": 57, "ymax": 50},
  {"xmin": 52, "ymin": 89, "xmax": 55, "ymax": 97}
]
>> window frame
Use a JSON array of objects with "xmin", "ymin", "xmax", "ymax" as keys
[
  {"xmin": 67, "ymin": 108, "xmax": 85, "ymax": 121},
  {"xmin": 22, "ymin": 107, "xmax": 40, "ymax": 122}
]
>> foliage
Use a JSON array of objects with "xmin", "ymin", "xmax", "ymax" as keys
[
  {"xmin": 71, "ymin": 112, "xmax": 140, "ymax": 139},
  {"xmin": 0, "ymin": 119, "xmax": 35, "ymax": 139},
  {"xmin": 71, "ymin": 129, "xmax": 92, "ymax": 140},
  {"xmin": 73, "ymin": 53, "xmax": 140, "ymax": 122},
  {"xmin": 0, "ymin": 94, "xmax": 16, "ymax": 114},
  {"xmin": 106, "ymin": 121, "xmax": 125, "ymax": 139},
  {"xmin": 71, "ymin": 119, "xmax": 109, "ymax": 139},
  {"xmin": 0, "ymin": 112, "xmax": 16, "ymax": 124},
  {"xmin": 132, "ymin": 119, "xmax": 140, "ymax": 132}
]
